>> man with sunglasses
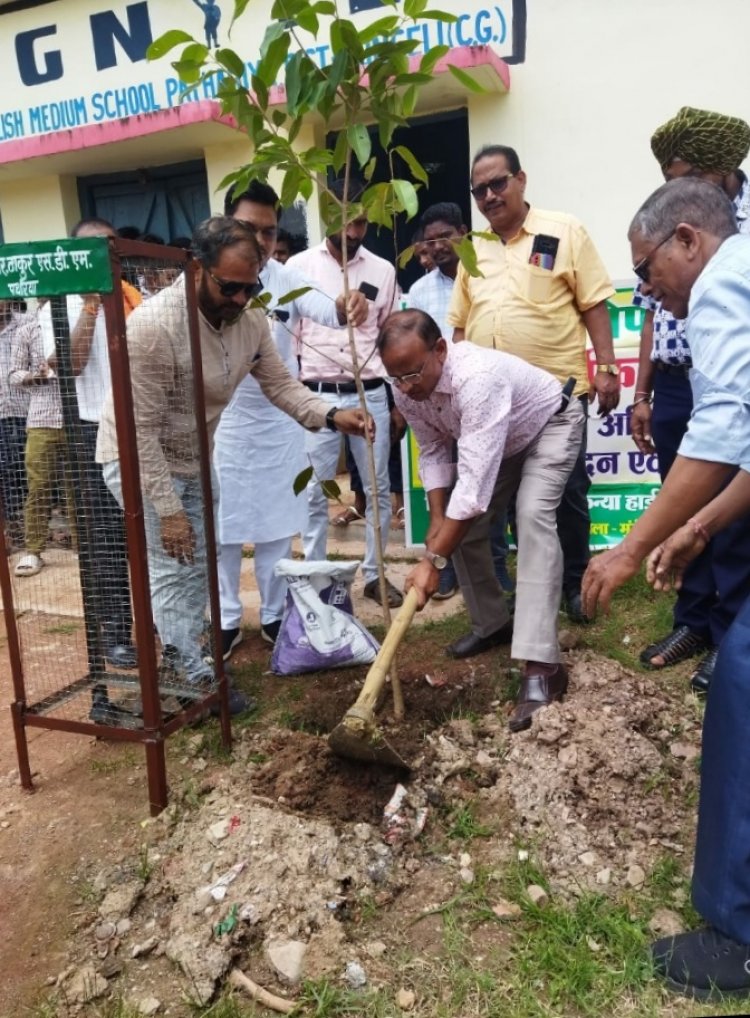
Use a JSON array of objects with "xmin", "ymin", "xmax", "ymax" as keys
[
  {"xmin": 214, "ymin": 180, "xmax": 368, "ymax": 656},
  {"xmin": 583, "ymin": 176, "xmax": 750, "ymax": 1002},
  {"xmin": 379, "ymin": 308, "xmax": 584, "ymax": 732},
  {"xmin": 630, "ymin": 107, "xmax": 750, "ymax": 691},
  {"xmin": 447, "ymin": 144, "xmax": 617, "ymax": 643},
  {"xmin": 95, "ymin": 217, "xmax": 369, "ymax": 714}
]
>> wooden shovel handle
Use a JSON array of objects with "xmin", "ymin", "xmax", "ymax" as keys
[{"xmin": 354, "ymin": 587, "xmax": 419, "ymax": 712}]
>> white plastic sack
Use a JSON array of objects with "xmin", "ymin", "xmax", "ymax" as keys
[{"xmin": 270, "ymin": 559, "xmax": 380, "ymax": 675}]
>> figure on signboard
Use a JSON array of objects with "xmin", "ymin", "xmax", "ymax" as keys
[{"xmin": 191, "ymin": 0, "xmax": 221, "ymax": 47}]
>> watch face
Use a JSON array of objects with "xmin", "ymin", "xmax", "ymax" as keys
[{"xmin": 432, "ymin": 554, "xmax": 448, "ymax": 570}]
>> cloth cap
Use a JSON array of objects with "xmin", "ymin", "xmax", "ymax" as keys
[{"xmin": 650, "ymin": 106, "xmax": 750, "ymax": 175}]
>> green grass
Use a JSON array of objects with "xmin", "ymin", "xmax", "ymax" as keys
[{"xmin": 447, "ymin": 801, "xmax": 494, "ymax": 841}]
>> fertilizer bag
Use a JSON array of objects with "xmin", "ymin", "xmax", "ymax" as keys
[{"xmin": 271, "ymin": 559, "xmax": 380, "ymax": 675}]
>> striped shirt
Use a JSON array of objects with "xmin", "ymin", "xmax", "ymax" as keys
[{"xmin": 8, "ymin": 315, "xmax": 63, "ymax": 430}]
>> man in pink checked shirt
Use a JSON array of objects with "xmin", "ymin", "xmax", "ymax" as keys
[{"xmin": 378, "ymin": 308, "xmax": 583, "ymax": 732}]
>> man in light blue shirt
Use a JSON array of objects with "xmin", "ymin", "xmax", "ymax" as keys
[{"xmin": 583, "ymin": 177, "xmax": 750, "ymax": 1001}]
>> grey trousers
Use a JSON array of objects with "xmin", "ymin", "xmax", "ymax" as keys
[{"xmin": 452, "ymin": 399, "xmax": 584, "ymax": 664}]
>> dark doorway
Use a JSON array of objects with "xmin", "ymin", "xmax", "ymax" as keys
[
  {"xmin": 77, "ymin": 160, "xmax": 210, "ymax": 242},
  {"xmin": 328, "ymin": 108, "xmax": 471, "ymax": 291}
]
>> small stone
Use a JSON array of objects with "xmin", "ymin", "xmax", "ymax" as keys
[
  {"xmin": 136, "ymin": 997, "xmax": 161, "ymax": 1016},
  {"xmin": 517, "ymin": 849, "xmax": 529, "ymax": 862},
  {"xmin": 99, "ymin": 882, "xmax": 142, "ymax": 919},
  {"xmin": 0, "ymin": 821, "xmax": 10, "ymax": 830},
  {"xmin": 558, "ymin": 745, "xmax": 578, "ymax": 768},
  {"xmin": 558, "ymin": 628, "xmax": 579, "ymax": 651},
  {"xmin": 578, "ymin": 851, "xmax": 596, "ymax": 867},
  {"xmin": 459, "ymin": 852, "xmax": 472, "ymax": 869},
  {"xmin": 131, "ymin": 936, "xmax": 159, "ymax": 959},
  {"xmin": 526, "ymin": 884, "xmax": 548, "ymax": 907},
  {"xmin": 491, "ymin": 898, "xmax": 522, "ymax": 919},
  {"xmin": 475, "ymin": 750, "xmax": 494, "ymax": 769},
  {"xmin": 353, "ymin": 823, "xmax": 372, "ymax": 843},
  {"xmin": 344, "ymin": 961, "xmax": 367, "ymax": 989},
  {"xmin": 586, "ymin": 937, "xmax": 601, "ymax": 952},
  {"xmin": 669, "ymin": 742, "xmax": 700, "ymax": 763},
  {"xmin": 265, "ymin": 939, "xmax": 307, "ymax": 985},
  {"xmin": 626, "ymin": 864, "xmax": 646, "ymax": 889},
  {"xmin": 596, "ymin": 868, "xmax": 612, "ymax": 886},
  {"xmin": 648, "ymin": 908, "xmax": 684, "ymax": 938},
  {"xmin": 99, "ymin": 956, "xmax": 123, "ymax": 979},
  {"xmin": 116, "ymin": 918, "xmax": 131, "ymax": 937},
  {"xmin": 397, "ymin": 987, "xmax": 416, "ymax": 1010},
  {"xmin": 459, "ymin": 867, "xmax": 474, "ymax": 885},
  {"xmin": 207, "ymin": 819, "xmax": 231, "ymax": 843},
  {"xmin": 65, "ymin": 965, "xmax": 108, "ymax": 1004},
  {"xmin": 365, "ymin": 940, "xmax": 387, "ymax": 959}
]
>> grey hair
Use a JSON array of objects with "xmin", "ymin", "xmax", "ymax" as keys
[
  {"xmin": 191, "ymin": 216, "xmax": 262, "ymax": 269},
  {"xmin": 629, "ymin": 178, "xmax": 738, "ymax": 242}
]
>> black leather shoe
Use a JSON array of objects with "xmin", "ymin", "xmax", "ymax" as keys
[
  {"xmin": 105, "ymin": 643, "xmax": 138, "ymax": 669},
  {"xmin": 565, "ymin": 592, "xmax": 590, "ymax": 625},
  {"xmin": 690, "ymin": 647, "xmax": 718, "ymax": 695},
  {"xmin": 446, "ymin": 620, "xmax": 513, "ymax": 659},
  {"xmin": 652, "ymin": 926, "xmax": 750, "ymax": 1000}
]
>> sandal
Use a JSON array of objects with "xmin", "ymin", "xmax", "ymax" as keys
[
  {"xmin": 14, "ymin": 553, "xmax": 43, "ymax": 577},
  {"xmin": 332, "ymin": 506, "xmax": 363, "ymax": 526},
  {"xmin": 639, "ymin": 625, "xmax": 707, "ymax": 669},
  {"xmin": 394, "ymin": 507, "xmax": 405, "ymax": 530}
]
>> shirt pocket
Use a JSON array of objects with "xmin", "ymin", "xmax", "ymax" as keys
[{"xmin": 523, "ymin": 264, "xmax": 555, "ymax": 305}]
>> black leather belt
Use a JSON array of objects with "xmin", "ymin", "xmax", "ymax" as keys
[
  {"xmin": 556, "ymin": 376, "xmax": 577, "ymax": 414},
  {"xmin": 655, "ymin": 360, "xmax": 691, "ymax": 378},
  {"xmin": 303, "ymin": 378, "xmax": 384, "ymax": 394}
]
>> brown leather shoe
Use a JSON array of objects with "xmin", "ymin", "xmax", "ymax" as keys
[{"xmin": 508, "ymin": 663, "xmax": 568, "ymax": 733}]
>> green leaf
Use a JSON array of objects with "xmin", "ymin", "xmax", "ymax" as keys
[
  {"xmin": 251, "ymin": 74, "xmax": 268, "ymax": 109},
  {"xmin": 295, "ymin": 7, "xmax": 319, "ymax": 34},
  {"xmin": 347, "ymin": 124, "xmax": 372, "ymax": 169},
  {"xmin": 399, "ymin": 244, "xmax": 417, "ymax": 269},
  {"xmin": 312, "ymin": 1, "xmax": 336, "ymax": 13},
  {"xmin": 331, "ymin": 129, "xmax": 349, "ymax": 173},
  {"xmin": 147, "ymin": 30, "xmax": 194, "ymax": 61},
  {"xmin": 419, "ymin": 44, "xmax": 450, "ymax": 74},
  {"xmin": 419, "ymin": 10, "xmax": 458, "ymax": 22},
  {"xmin": 277, "ymin": 286, "xmax": 312, "ymax": 306},
  {"xmin": 171, "ymin": 59, "xmax": 202, "ymax": 84},
  {"xmin": 454, "ymin": 235, "xmax": 483, "ymax": 277},
  {"xmin": 363, "ymin": 157, "xmax": 377, "ymax": 182},
  {"xmin": 258, "ymin": 33, "xmax": 290, "ymax": 87},
  {"xmin": 233, "ymin": 0, "xmax": 254, "ymax": 24},
  {"xmin": 394, "ymin": 145, "xmax": 428, "ymax": 186},
  {"xmin": 393, "ymin": 178, "xmax": 419, "ymax": 220},
  {"xmin": 404, "ymin": 0, "xmax": 428, "ymax": 17},
  {"xmin": 447, "ymin": 63, "xmax": 486, "ymax": 94},
  {"xmin": 284, "ymin": 51, "xmax": 303, "ymax": 112},
  {"xmin": 293, "ymin": 466, "xmax": 314, "ymax": 496},
  {"xmin": 280, "ymin": 165, "xmax": 301, "ymax": 208},
  {"xmin": 215, "ymin": 47, "xmax": 245, "ymax": 77},
  {"xmin": 359, "ymin": 15, "xmax": 401, "ymax": 45},
  {"xmin": 272, "ymin": 108, "xmax": 287, "ymax": 127},
  {"xmin": 321, "ymin": 479, "xmax": 341, "ymax": 500},
  {"xmin": 182, "ymin": 41, "xmax": 208, "ymax": 64}
]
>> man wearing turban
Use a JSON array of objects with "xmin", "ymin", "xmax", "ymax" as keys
[{"xmin": 630, "ymin": 107, "xmax": 750, "ymax": 691}]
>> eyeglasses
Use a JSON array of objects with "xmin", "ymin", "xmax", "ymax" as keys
[
  {"xmin": 470, "ymin": 174, "xmax": 514, "ymax": 201},
  {"xmin": 208, "ymin": 271, "xmax": 264, "ymax": 299},
  {"xmin": 632, "ymin": 229, "xmax": 676, "ymax": 284},
  {"xmin": 386, "ymin": 359, "xmax": 429, "ymax": 387}
]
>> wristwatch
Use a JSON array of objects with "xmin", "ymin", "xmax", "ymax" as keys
[
  {"xmin": 325, "ymin": 406, "xmax": 339, "ymax": 432},
  {"xmin": 424, "ymin": 549, "xmax": 448, "ymax": 570},
  {"xmin": 596, "ymin": 363, "xmax": 619, "ymax": 376}
]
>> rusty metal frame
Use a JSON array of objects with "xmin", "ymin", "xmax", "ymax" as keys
[{"xmin": 0, "ymin": 238, "xmax": 231, "ymax": 815}]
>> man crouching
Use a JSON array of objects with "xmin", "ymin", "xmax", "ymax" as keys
[{"xmin": 378, "ymin": 309, "xmax": 583, "ymax": 731}]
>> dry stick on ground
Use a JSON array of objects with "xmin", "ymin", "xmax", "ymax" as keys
[
  {"xmin": 338, "ymin": 159, "xmax": 404, "ymax": 720},
  {"xmin": 228, "ymin": 968, "xmax": 296, "ymax": 1013}
]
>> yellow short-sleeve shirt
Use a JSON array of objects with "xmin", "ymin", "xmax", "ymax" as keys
[{"xmin": 447, "ymin": 207, "xmax": 614, "ymax": 396}]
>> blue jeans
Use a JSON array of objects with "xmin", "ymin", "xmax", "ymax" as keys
[
  {"xmin": 0, "ymin": 416, "xmax": 27, "ymax": 524},
  {"xmin": 103, "ymin": 462, "xmax": 212, "ymax": 685}
]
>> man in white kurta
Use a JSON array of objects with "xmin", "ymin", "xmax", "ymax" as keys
[{"xmin": 215, "ymin": 181, "xmax": 367, "ymax": 654}]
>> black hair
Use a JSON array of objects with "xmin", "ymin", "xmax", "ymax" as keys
[
  {"xmin": 224, "ymin": 178, "xmax": 280, "ymax": 215},
  {"xmin": 169, "ymin": 236, "xmax": 193, "ymax": 250},
  {"xmin": 275, "ymin": 227, "xmax": 292, "ymax": 246},
  {"xmin": 420, "ymin": 202, "xmax": 465, "ymax": 231},
  {"xmin": 191, "ymin": 216, "xmax": 263, "ymax": 269},
  {"xmin": 117, "ymin": 225, "xmax": 141, "ymax": 240},
  {"xmin": 139, "ymin": 232, "xmax": 165, "ymax": 245},
  {"xmin": 329, "ymin": 176, "xmax": 366, "ymax": 203},
  {"xmin": 471, "ymin": 144, "xmax": 522, "ymax": 178},
  {"xmin": 377, "ymin": 308, "xmax": 441, "ymax": 354}
]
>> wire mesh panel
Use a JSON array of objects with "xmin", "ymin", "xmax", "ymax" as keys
[{"xmin": 0, "ymin": 237, "xmax": 230, "ymax": 814}]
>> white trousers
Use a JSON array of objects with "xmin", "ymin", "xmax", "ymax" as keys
[{"xmin": 218, "ymin": 537, "xmax": 292, "ymax": 629}]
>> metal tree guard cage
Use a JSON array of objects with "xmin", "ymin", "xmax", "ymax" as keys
[{"xmin": 0, "ymin": 236, "xmax": 231, "ymax": 815}]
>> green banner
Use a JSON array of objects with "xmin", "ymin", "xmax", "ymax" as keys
[{"xmin": 0, "ymin": 237, "xmax": 113, "ymax": 299}]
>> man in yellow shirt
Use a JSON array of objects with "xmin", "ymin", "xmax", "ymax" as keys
[{"xmin": 447, "ymin": 144, "xmax": 619, "ymax": 651}]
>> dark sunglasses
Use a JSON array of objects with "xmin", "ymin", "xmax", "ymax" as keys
[
  {"xmin": 208, "ymin": 271, "xmax": 264, "ymax": 299},
  {"xmin": 470, "ymin": 173, "xmax": 514, "ymax": 201},
  {"xmin": 632, "ymin": 229, "xmax": 676, "ymax": 284}
]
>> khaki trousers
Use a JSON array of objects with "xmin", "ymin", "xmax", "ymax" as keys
[
  {"xmin": 452, "ymin": 399, "xmax": 585, "ymax": 664},
  {"xmin": 24, "ymin": 428, "xmax": 76, "ymax": 555}
]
